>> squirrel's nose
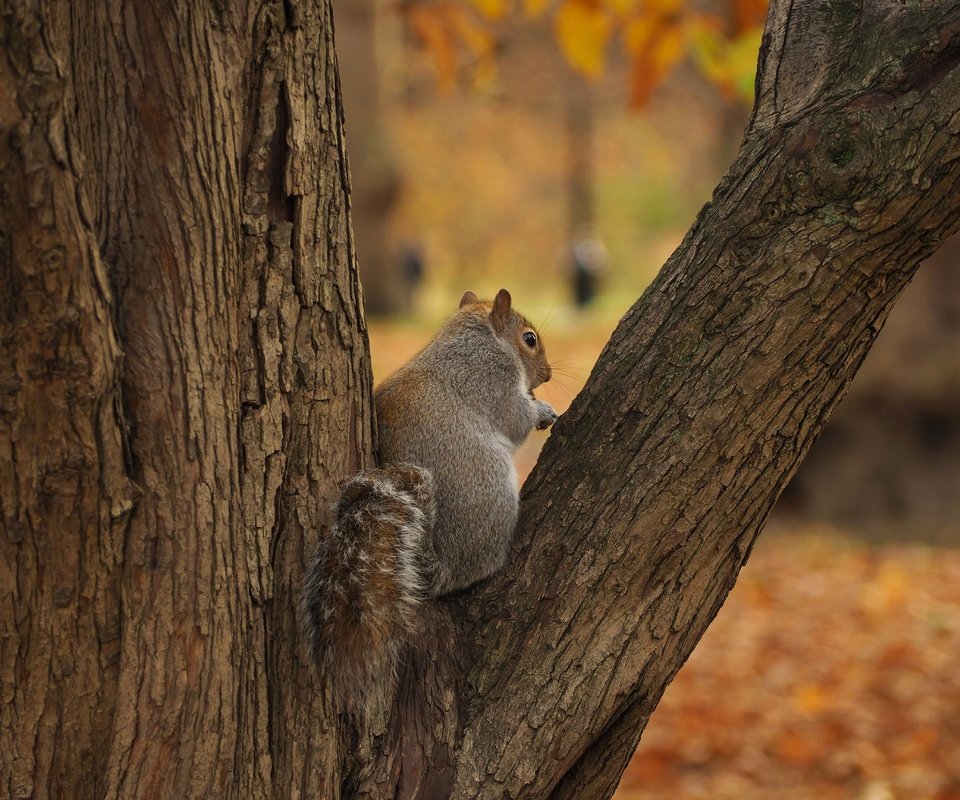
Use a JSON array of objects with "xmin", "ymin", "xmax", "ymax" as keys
[{"xmin": 542, "ymin": 366, "xmax": 552, "ymax": 383}]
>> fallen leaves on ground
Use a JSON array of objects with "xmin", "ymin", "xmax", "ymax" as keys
[{"xmin": 615, "ymin": 527, "xmax": 960, "ymax": 800}]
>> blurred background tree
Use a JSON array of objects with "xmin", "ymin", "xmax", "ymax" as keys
[{"xmin": 336, "ymin": 0, "xmax": 404, "ymax": 314}]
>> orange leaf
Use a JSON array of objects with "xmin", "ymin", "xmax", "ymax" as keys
[
  {"xmin": 771, "ymin": 729, "xmax": 821, "ymax": 766},
  {"xmin": 734, "ymin": 0, "xmax": 768, "ymax": 32},
  {"xmin": 791, "ymin": 682, "xmax": 831, "ymax": 714},
  {"xmin": 406, "ymin": 6, "xmax": 459, "ymax": 90},
  {"xmin": 627, "ymin": 18, "xmax": 686, "ymax": 107}
]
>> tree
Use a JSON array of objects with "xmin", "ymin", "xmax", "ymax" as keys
[
  {"xmin": 781, "ymin": 232, "xmax": 960, "ymax": 537},
  {"xmin": 1, "ymin": 1, "xmax": 363, "ymax": 796},
  {"xmin": 338, "ymin": 0, "xmax": 405, "ymax": 315},
  {"xmin": 1, "ymin": 2, "xmax": 958, "ymax": 800}
]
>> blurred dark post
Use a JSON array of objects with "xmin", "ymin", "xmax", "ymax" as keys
[
  {"xmin": 565, "ymin": 71, "xmax": 605, "ymax": 306},
  {"xmin": 399, "ymin": 240, "xmax": 425, "ymax": 312},
  {"xmin": 337, "ymin": 0, "xmax": 405, "ymax": 315},
  {"xmin": 570, "ymin": 236, "xmax": 607, "ymax": 308}
]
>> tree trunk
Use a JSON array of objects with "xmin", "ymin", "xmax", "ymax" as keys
[
  {"xmin": 2, "ymin": 1, "xmax": 372, "ymax": 797},
  {"xmin": 564, "ymin": 70, "xmax": 595, "ymax": 240},
  {"xmin": 779, "ymin": 233, "xmax": 960, "ymax": 538},
  {"xmin": 1, "ymin": 3, "xmax": 959, "ymax": 800}
]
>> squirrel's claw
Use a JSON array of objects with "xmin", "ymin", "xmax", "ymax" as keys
[{"xmin": 534, "ymin": 400, "xmax": 558, "ymax": 431}]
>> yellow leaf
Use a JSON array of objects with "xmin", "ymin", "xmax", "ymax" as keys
[
  {"xmin": 688, "ymin": 16, "xmax": 761, "ymax": 104},
  {"xmin": 523, "ymin": 0, "xmax": 550, "ymax": 16},
  {"xmin": 726, "ymin": 27, "xmax": 763, "ymax": 101},
  {"xmin": 623, "ymin": 15, "xmax": 658, "ymax": 55},
  {"xmin": 650, "ymin": 19, "xmax": 685, "ymax": 72},
  {"xmin": 469, "ymin": 0, "xmax": 509, "ymax": 20},
  {"xmin": 686, "ymin": 15, "xmax": 725, "ymax": 67},
  {"xmin": 554, "ymin": 0, "xmax": 612, "ymax": 77},
  {"xmin": 449, "ymin": 5, "xmax": 496, "ymax": 58},
  {"xmin": 602, "ymin": 0, "xmax": 639, "ymax": 14}
]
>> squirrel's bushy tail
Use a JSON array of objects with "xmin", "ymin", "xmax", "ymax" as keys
[{"xmin": 300, "ymin": 463, "xmax": 437, "ymax": 716}]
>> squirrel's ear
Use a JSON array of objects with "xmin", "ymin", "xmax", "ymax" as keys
[
  {"xmin": 459, "ymin": 291, "xmax": 479, "ymax": 309},
  {"xmin": 490, "ymin": 289, "xmax": 512, "ymax": 332}
]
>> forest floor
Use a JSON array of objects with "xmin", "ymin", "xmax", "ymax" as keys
[{"xmin": 613, "ymin": 529, "xmax": 960, "ymax": 800}]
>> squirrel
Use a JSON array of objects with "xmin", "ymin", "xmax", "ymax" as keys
[{"xmin": 300, "ymin": 289, "xmax": 557, "ymax": 716}]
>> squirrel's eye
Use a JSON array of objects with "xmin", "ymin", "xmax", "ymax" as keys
[{"xmin": 522, "ymin": 331, "xmax": 537, "ymax": 348}]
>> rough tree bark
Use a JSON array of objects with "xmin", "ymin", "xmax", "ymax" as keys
[
  {"xmin": 1, "ymin": 2, "xmax": 958, "ymax": 800},
  {"xmin": 1, "ymin": 1, "xmax": 368, "ymax": 797},
  {"xmin": 780, "ymin": 233, "xmax": 960, "ymax": 536}
]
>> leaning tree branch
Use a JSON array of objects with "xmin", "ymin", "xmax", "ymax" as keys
[{"xmin": 363, "ymin": 2, "xmax": 960, "ymax": 797}]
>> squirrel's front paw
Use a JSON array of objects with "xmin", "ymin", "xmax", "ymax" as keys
[{"xmin": 533, "ymin": 400, "xmax": 558, "ymax": 431}]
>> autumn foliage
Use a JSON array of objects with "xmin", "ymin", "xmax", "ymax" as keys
[
  {"xmin": 400, "ymin": 0, "xmax": 767, "ymax": 105},
  {"xmin": 615, "ymin": 531, "xmax": 960, "ymax": 800}
]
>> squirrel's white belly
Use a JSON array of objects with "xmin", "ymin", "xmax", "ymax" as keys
[{"xmin": 492, "ymin": 432, "xmax": 520, "ymax": 493}]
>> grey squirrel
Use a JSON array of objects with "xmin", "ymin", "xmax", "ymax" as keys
[{"xmin": 300, "ymin": 289, "xmax": 557, "ymax": 715}]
